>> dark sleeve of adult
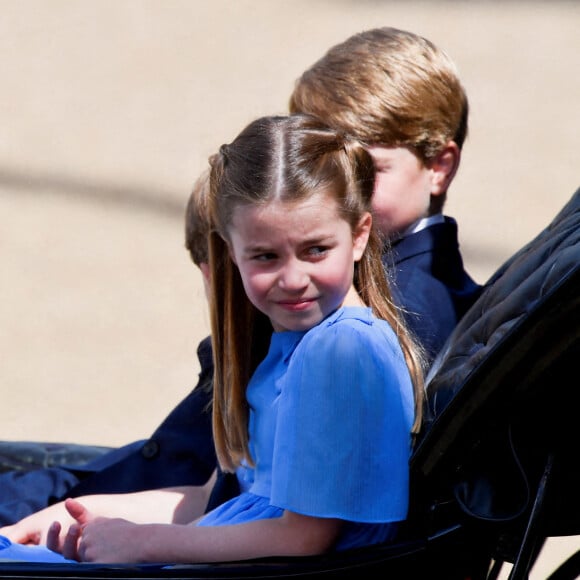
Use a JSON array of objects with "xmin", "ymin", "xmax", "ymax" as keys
[
  {"xmin": 0, "ymin": 467, "xmax": 81, "ymax": 526},
  {"xmin": 64, "ymin": 336, "xmax": 217, "ymax": 497},
  {"xmin": 385, "ymin": 219, "xmax": 483, "ymax": 363}
]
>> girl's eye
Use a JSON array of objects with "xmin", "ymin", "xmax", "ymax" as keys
[
  {"xmin": 308, "ymin": 246, "xmax": 328, "ymax": 257},
  {"xmin": 253, "ymin": 252, "xmax": 277, "ymax": 262}
]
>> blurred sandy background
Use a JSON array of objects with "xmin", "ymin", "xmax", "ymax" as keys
[{"xmin": 1, "ymin": 1, "xmax": 578, "ymax": 576}]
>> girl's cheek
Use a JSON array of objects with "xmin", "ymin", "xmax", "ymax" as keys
[{"xmin": 246, "ymin": 271, "xmax": 272, "ymax": 294}]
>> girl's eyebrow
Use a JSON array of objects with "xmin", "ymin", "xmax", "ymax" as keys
[
  {"xmin": 243, "ymin": 244, "xmax": 272, "ymax": 254},
  {"xmin": 243, "ymin": 233, "xmax": 336, "ymax": 254},
  {"xmin": 302, "ymin": 234, "xmax": 335, "ymax": 246}
]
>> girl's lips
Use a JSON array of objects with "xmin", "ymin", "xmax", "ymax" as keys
[{"xmin": 276, "ymin": 299, "xmax": 316, "ymax": 311}]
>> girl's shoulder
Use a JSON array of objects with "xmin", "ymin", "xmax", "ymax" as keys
[
  {"xmin": 288, "ymin": 307, "xmax": 409, "ymax": 394},
  {"xmin": 322, "ymin": 305, "xmax": 393, "ymax": 334},
  {"xmin": 299, "ymin": 306, "xmax": 399, "ymax": 357}
]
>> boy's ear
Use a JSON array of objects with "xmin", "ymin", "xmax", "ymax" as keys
[{"xmin": 430, "ymin": 141, "xmax": 461, "ymax": 196}]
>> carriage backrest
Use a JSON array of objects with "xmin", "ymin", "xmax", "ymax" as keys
[{"xmin": 410, "ymin": 187, "xmax": 580, "ymax": 533}]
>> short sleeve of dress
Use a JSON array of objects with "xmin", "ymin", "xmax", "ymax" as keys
[{"xmin": 270, "ymin": 311, "xmax": 415, "ymax": 523}]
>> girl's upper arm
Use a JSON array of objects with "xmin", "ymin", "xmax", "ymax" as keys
[
  {"xmin": 271, "ymin": 320, "xmax": 414, "ymax": 522},
  {"xmin": 278, "ymin": 510, "xmax": 343, "ymax": 555}
]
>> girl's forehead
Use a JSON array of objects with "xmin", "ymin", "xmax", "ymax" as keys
[
  {"xmin": 241, "ymin": 189, "xmax": 336, "ymax": 215},
  {"xmin": 229, "ymin": 193, "xmax": 343, "ymax": 235}
]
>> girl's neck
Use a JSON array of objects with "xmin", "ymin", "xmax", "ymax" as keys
[{"xmin": 341, "ymin": 285, "xmax": 365, "ymax": 308}]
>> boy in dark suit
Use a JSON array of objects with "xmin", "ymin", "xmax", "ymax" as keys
[{"xmin": 290, "ymin": 26, "xmax": 482, "ymax": 362}]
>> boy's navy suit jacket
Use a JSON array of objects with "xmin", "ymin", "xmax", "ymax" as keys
[{"xmin": 387, "ymin": 217, "xmax": 482, "ymax": 362}]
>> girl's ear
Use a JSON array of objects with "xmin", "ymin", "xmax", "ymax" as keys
[
  {"xmin": 199, "ymin": 262, "xmax": 211, "ymax": 284},
  {"xmin": 199, "ymin": 262, "xmax": 211, "ymax": 302},
  {"xmin": 430, "ymin": 141, "xmax": 461, "ymax": 196},
  {"xmin": 353, "ymin": 212, "xmax": 372, "ymax": 261},
  {"xmin": 226, "ymin": 241, "xmax": 238, "ymax": 265}
]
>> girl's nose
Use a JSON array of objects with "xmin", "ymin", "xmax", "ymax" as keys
[{"xmin": 278, "ymin": 260, "xmax": 308, "ymax": 291}]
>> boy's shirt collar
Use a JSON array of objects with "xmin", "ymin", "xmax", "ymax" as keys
[{"xmin": 399, "ymin": 213, "xmax": 448, "ymax": 239}]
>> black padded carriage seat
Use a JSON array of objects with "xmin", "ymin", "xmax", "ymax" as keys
[
  {"xmin": 1, "ymin": 188, "xmax": 579, "ymax": 579},
  {"xmin": 410, "ymin": 187, "xmax": 580, "ymax": 578}
]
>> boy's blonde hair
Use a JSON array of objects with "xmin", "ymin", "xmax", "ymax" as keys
[
  {"xmin": 289, "ymin": 27, "xmax": 468, "ymax": 164},
  {"xmin": 208, "ymin": 113, "xmax": 425, "ymax": 472},
  {"xmin": 184, "ymin": 168, "xmax": 211, "ymax": 267}
]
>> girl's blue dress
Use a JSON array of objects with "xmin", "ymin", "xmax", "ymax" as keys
[
  {"xmin": 198, "ymin": 306, "xmax": 415, "ymax": 550},
  {"xmin": 0, "ymin": 534, "xmax": 75, "ymax": 563},
  {"xmin": 0, "ymin": 306, "xmax": 414, "ymax": 561}
]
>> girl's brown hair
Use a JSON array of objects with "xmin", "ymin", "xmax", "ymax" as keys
[{"xmin": 208, "ymin": 113, "xmax": 424, "ymax": 472}]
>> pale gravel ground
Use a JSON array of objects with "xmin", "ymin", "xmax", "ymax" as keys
[{"xmin": 0, "ymin": 1, "xmax": 578, "ymax": 576}]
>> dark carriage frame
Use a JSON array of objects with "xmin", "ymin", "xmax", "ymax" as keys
[{"xmin": 1, "ymin": 188, "xmax": 579, "ymax": 580}]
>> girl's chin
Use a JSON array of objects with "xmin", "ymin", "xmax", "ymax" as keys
[{"xmin": 272, "ymin": 311, "xmax": 324, "ymax": 333}]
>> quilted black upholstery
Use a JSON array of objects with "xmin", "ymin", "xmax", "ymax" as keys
[{"xmin": 411, "ymin": 187, "xmax": 580, "ymax": 536}]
